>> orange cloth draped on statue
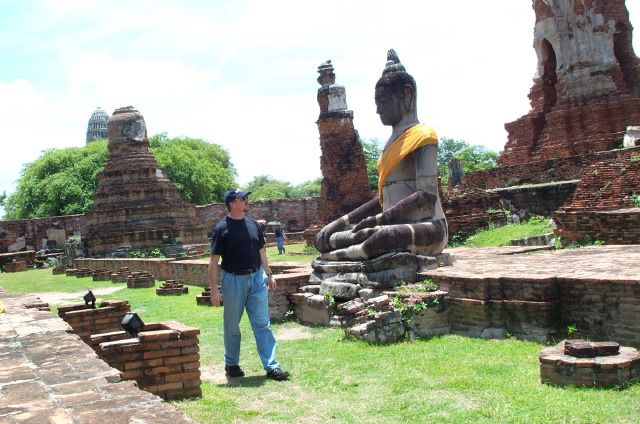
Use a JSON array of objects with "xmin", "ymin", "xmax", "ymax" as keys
[{"xmin": 376, "ymin": 124, "xmax": 438, "ymax": 202}]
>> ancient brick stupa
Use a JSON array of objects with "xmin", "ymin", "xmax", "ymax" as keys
[
  {"xmin": 316, "ymin": 60, "xmax": 372, "ymax": 225},
  {"xmin": 500, "ymin": 0, "xmax": 640, "ymax": 166},
  {"xmin": 83, "ymin": 106, "xmax": 209, "ymax": 256}
]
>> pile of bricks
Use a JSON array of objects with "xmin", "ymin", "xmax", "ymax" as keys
[
  {"xmin": 66, "ymin": 268, "xmax": 93, "ymax": 277},
  {"xmin": 57, "ymin": 300, "xmax": 131, "ymax": 345},
  {"xmin": 92, "ymin": 268, "xmax": 112, "ymax": 281},
  {"xmin": 111, "ymin": 267, "xmax": 131, "ymax": 283},
  {"xmin": 91, "ymin": 320, "xmax": 202, "ymax": 399},
  {"xmin": 196, "ymin": 288, "xmax": 212, "ymax": 305},
  {"xmin": 156, "ymin": 280, "xmax": 188, "ymax": 296},
  {"xmin": 4, "ymin": 261, "xmax": 27, "ymax": 273},
  {"xmin": 332, "ymin": 292, "xmax": 450, "ymax": 344},
  {"xmin": 52, "ymin": 264, "xmax": 67, "ymax": 275},
  {"xmin": 126, "ymin": 271, "xmax": 156, "ymax": 288}
]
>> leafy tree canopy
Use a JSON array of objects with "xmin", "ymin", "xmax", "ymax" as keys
[
  {"xmin": 437, "ymin": 137, "xmax": 498, "ymax": 184},
  {"xmin": 149, "ymin": 133, "xmax": 236, "ymax": 204},
  {"xmin": 360, "ymin": 138, "xmax": 382, "ymax": 190},
  {"xmin": 245, "ymin": 175, "xmax": 322, "ymax": 200},
  {"xmin": 2, "ymin": 134, "xmax": 237, "ymax": 220},
  {"xmin": 2, "ymin": 140, "xmax": 109, "ymax": 219}
]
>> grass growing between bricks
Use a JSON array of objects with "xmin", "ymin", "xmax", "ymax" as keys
[{"xmin": 2, "ymin": 269, "xmax": 639, "ymax": 423}]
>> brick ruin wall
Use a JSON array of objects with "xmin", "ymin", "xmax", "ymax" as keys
[
  {"xmin": 0, "ymin": 197, "xmax": 320, "ymax": 255},
  {"xmin": 195, "ymin": 197, "xmax": 319, "ymax": 235},
  {"xmin": 0, "ymin": 214, "xmax": 86, "ymax": 254},
  {"xmin": 463, "ymin": 146, "xmax": 640, "ymax": 190},
  {"xmin": 436, "ymin": 273, "xmax": 640, "ymax": 348},
  {"xmin": 553, "ymin": 148, "xmax": 640, "ymax": 244}
]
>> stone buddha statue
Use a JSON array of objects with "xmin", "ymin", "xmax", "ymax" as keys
[{"xmin": 314, "ymin": 49, "xmax": 448, "ymax": 262}]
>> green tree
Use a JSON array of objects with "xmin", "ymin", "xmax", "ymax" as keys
[
  {"xmin": 293, "ymin": 178, "xmax": 322, "ymax": 198},
  {"xmin": 3, "ymin": 140, "xmax": 109, "ymax": 219},
  {"xmin": 455, "ymin": 145, "xmax": 498, "ymax": 173},
  {"xmin": 437, "ymin": 138, "xmax": 469, "ymax": 178},
  {"xmin": 360, "ymin": 138, "xmax": 382, "ymax": 190},
  {"xmin": 149, "ymin": 133, "xmax": 236, "ymax": 204},
  {"xmin": 245, "ymin": 175, "xmax": 295, "ymax": 200},
  {"xmin": 437, "ymin": 137, "xmax": 497, "ymax": 184},
  {"xmin": 3, "ymin": 134, "xmax": 237, "ymax": 220}
]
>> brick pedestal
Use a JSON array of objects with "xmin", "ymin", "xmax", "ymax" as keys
[{"xmin": 92, "ymin": 320, "xmax": 201, "ymax": 399}]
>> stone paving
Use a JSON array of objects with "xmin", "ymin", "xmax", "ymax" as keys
[
  {"xmin": 0, "ymin": 290, "xmax": 195, "ymax": 424},
  {"xmin": 428, "ymin": 245, "xmax": 640, "ymax": 281}
]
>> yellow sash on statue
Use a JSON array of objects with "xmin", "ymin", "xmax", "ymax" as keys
[{"xmin": 376, "ymin": 124, "xmax": 438, "ymax": 201}]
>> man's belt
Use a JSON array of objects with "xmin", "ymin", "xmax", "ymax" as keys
[{"xmin": 227, "ymin": 268, "xmax": 258, "ymax": 276}]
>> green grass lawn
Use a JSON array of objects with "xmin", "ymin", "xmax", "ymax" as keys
[
  {"xmin": 460, "ymin": 217, "xmax": 554, "ymax": 247},
  {"xmin": 197, "ymin": 243, "xmax": 316, "ymax": 263},
  {"xmin": 1, "ymin": 266, "xmax": 638, "ymax": 423}
]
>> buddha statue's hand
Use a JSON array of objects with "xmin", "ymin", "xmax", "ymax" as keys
[
  {"xmin": 314, "ymin": 217, "xmax": 348, "ymax": 252},
  {"xmin": 352, "ymin": 213, "xmax": 384, "ymax": 232}
]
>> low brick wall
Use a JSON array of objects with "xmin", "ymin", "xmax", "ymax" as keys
[
  {"xmin": 435, "ymin": 274, "xmax": 640, "ymax": 347},
  {"xmin": 57, "ymin": 300, "xmax": 131, "ymax": 345},
  {"xmin": 75, "ymin": 258, "xmax": 174, "ymax": 281},
  {"xmin": 554, "ymin": 208, "xmax": 640, "ymax": 244},
  {"xmin": 91, "ymin": 320, "xmax": 201, "ymax": 400}
]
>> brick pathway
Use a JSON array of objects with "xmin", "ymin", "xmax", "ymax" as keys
[{"xmin": 0, "ymin": 290, "xmax": 195, "ymax": 424}]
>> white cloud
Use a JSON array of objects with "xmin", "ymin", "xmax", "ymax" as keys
[
  {"xmin": 0, "ymin": 79, "xmax": 41, "ymax": 114},
  {"xmin": 68, "ymin": 54, "xmax": 221, "ymax": 104}
]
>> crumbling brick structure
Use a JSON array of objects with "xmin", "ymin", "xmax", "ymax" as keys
[
  {"xmin": 315, "ymin": 61, "xmax": 373, "ymax": 225},
  {"xmin": 553, "ymin": 148, "xmax": 640, "ymax": 243},
  {"xmin": 91, "ymin": 321, "xmax": 202, "ymax": 400},
  {"xmin": 57, "ymin": 300, "xmax": 132, "ymax": 345},
  {"xmin": 83, "ymin": 106, "xmax": 209, "ymax": 256},
  {"xmin": 500, "ymin": 0, "xmax": 640, "ymax": 166}
]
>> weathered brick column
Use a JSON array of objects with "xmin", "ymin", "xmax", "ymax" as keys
[
  {"xmin": 92, "ymin": 320, "xmax": 201, "ymax": 399},
  {"xmin": 58, "ymin": 300, "xmax": 131, "ymax": 345}
]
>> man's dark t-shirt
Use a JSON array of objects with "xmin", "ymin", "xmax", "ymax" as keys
[{"xmin": 210, "ymin": 216, "xmax": 265, "ymax": 273}]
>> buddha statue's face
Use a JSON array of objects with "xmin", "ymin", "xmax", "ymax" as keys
[{"xmin": 375, "ymin": 86, "xmax": 404, "ymax": 127}]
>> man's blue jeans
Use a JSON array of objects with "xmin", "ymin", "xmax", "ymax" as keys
[
  {"xmin": 276, "ymin": 236, "xmax": 285, "ymax": 254},
  {"xmin": 221, "ymin": 270, "xmax": 279, "ymax": 371}
]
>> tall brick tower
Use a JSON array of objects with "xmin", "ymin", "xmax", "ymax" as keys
[
  {"xmin": 315, "ymin": 60, "xmax": 372, "ymax": 224},
  {"xmin": 500, "ymin": 0, "xmax": 640, "ymax": 166}
]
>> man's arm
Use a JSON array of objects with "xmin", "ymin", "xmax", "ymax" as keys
[
  {"xmin": 208, "ymin": 254, "xmax": 222, "ymax": 307},
  {"xmin": 259, "ymin": 248, "xmax": 276, "ymax": 291}
]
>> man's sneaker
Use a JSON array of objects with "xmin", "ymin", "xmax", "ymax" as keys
[
  {"xmin": 225, "ymin": 364, "xmax": 245, "ymax": 377},
  {"xmin": 266, "ymin": 367, "xmax": 290, "ymax": 381}
]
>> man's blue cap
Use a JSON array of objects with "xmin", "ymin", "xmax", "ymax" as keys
[{"xmin": 224, "ymin": 188, "xmax": 251, "ymax": 204}]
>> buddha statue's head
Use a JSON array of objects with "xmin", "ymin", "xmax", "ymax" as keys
[{"xmin": 374, "ymin": 49, "xmax": 418, "ymax": 127}]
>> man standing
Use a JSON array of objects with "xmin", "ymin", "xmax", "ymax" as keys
[
  {"xmin": 208, "ymin": 188, "xmax": 290, "ymax": 381},
  {"xmin": 275, "ymin": 224, "xmax": 286, "ymax": 254}
]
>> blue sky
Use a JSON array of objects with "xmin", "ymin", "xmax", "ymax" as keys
[{"xmin": 1, "ymin": 0, "xmax": 639, "ymax": 214}]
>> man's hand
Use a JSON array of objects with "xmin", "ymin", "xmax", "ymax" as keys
[
  {"xmin": 210, "ymin": 288, "xmax": 222, "ymax": 307},
  {"xmin": 267, "ymin": 275, "xmax": 277, "ymax": 291}
]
